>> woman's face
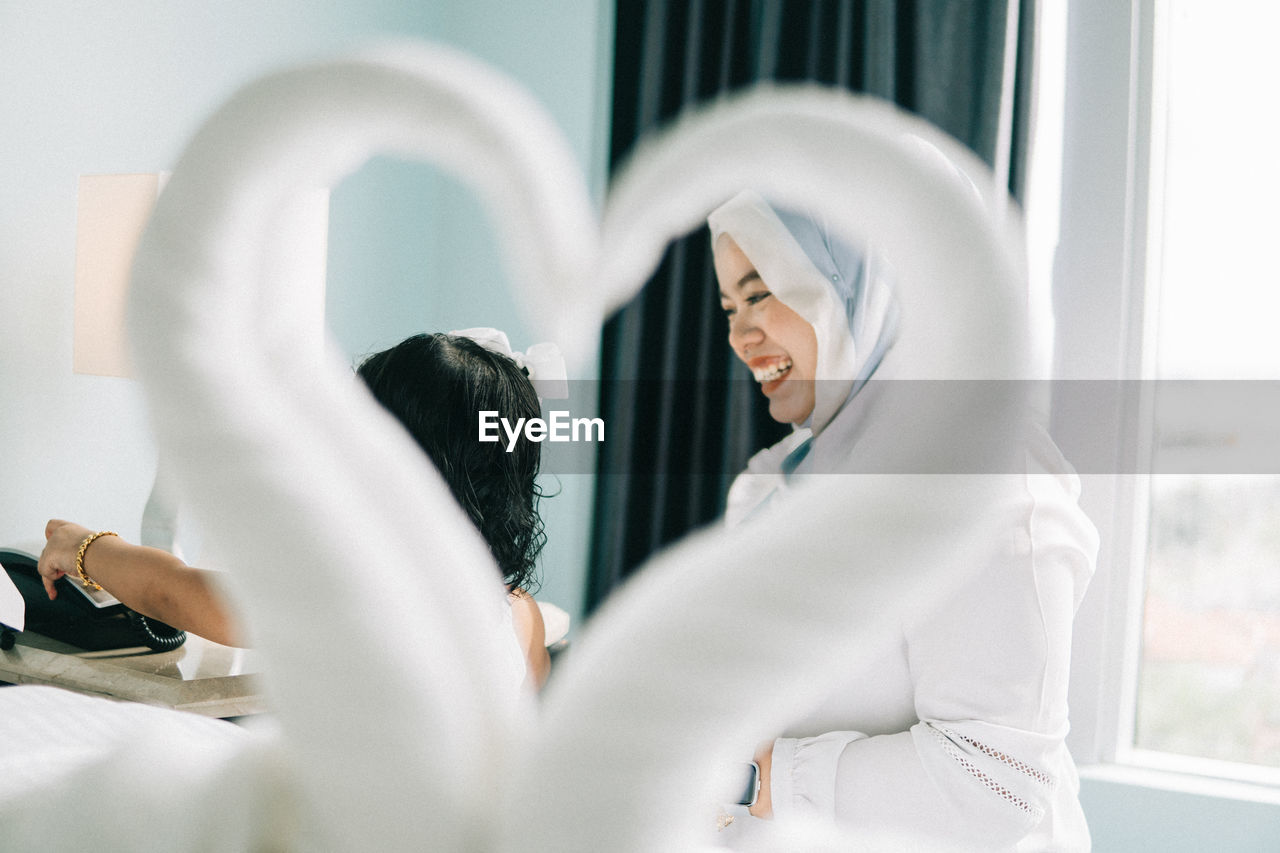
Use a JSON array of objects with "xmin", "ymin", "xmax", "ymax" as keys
[{"xmin": 715, "ymin": 234, "xmax": 818, "ymax": 425}]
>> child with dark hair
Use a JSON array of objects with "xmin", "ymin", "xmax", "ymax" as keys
[
  {"xmin": 356, "ymin": 333, "xmax": 546, "ymax": 596},
  {"xmin": 37, "ymin": 331, "xmax": 553, "ymax": 688}
]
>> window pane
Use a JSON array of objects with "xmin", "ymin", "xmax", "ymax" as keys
[
  {"xmin": 1140, "ymin": 476, "xmax": 1280, "ymax": 766},
  {"xmin": 1134, "ymin": 1, "xmax": 1280, "ymax": 769}
]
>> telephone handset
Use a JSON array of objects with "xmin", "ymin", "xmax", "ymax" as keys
[{"xmin": 0, "ymin": 547, "xmax": 186, "ymax": 652}]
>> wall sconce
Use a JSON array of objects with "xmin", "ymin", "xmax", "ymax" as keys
[
  {"xmin": 73, "ymin": 173, "xmax": 330, "ymax": 377},
  {"xmin": 73, "ymin": 173, "xmax": 162, "ymax": 377}
]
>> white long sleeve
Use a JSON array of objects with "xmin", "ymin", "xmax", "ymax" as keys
[{"xmin": 764, "ymin": 449, "xmax": 1098, "ymax": 850}]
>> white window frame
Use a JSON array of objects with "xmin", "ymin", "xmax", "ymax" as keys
[{"xmin": 1050, "ymin": 0, "xmax": 1280, "ymax": 805}]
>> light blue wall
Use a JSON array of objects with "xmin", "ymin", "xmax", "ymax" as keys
[{"xmin": 0, "ymin": 0, "xmax": 610, "ymax": 624}]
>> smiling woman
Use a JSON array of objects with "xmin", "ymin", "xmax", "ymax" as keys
[
  {"xmin": 708, "ymin": 190, "xmax": 899, "ymax": 526},
  {"xmin": 714, "ymin": 234, "xmax": 819, "ymax": 426},
  {"xmin": 701, "ymin": 190, "xmax": 1101, "ymax": 849}
]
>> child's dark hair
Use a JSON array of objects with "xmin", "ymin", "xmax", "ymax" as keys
[{"xmin": 357, "ymin": 333, "xmax": 545, "ymax": 593}]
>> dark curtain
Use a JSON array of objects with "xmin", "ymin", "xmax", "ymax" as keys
[{"xmin": 587, "ymin": 0, "xmax": 1037, "ymax": 613}]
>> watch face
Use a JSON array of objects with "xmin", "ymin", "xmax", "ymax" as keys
[{"xmin": 737, "ymin": 761, "xmax": 760, "ymax": 807}]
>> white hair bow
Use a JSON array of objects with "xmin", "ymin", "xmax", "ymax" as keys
[{"xmin": 449, "ymin": 326, "xmax": 569, "ymax": 400}]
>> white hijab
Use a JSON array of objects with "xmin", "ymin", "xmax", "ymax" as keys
[
  {"xmin": 708, "ymin": 190, "xmax": 898, "ymax": 438},
  {"xmin": 709, "ymin": 191, "xmax": 899, "ymax": 523}
]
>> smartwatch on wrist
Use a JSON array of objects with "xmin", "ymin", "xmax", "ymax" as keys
[{"xmin": 737, "ymin": 760, "xmax": 761, "ymax": 807}]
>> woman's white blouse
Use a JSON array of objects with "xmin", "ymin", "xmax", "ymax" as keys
[{"xmin": 729, "ymin": 428, "xmax": 1098, "ymax": 850}]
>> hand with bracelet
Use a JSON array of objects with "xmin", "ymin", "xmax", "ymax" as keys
[
  {"xmin": 38, "ymin": 521, "xmax": 116, "ymax": 595},
  {"xmin": 36, "ymin": 518, "xmax": 243, "ymax": 647}
]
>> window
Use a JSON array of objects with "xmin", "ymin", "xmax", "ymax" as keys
[
  {"xmin": 1133, "ymin": 0, "xmax": 1280, "ymax": 773},
  {"xmin": 1056, "ymin": 1, "xmax": 1280, "ymax": 800}
]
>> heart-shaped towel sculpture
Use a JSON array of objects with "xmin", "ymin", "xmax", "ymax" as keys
[{"xmin": 0, "ymin": 42, "xmax": 1042, "ymax": 852}]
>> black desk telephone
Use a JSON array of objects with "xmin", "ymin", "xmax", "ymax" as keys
[{"xmin": 0, "ymin": 548, "xmax": 186, "ymax": 652}]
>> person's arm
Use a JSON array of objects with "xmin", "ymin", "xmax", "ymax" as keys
[
  {"xmin": 37, "ymin": 519, "xmax": 243, "ymax": 647},
  {"xmin": 758, "ymin": 479, "xmax": 1097, "ymax": 846},
  {"xmin": 508, "ymin": 589, "xmax": 550, "ymax": 691}
]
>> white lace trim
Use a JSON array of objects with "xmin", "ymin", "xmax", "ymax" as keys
[{"xmin": 929, "ymin": 726, "xmax": 1053, "ymax": 819}]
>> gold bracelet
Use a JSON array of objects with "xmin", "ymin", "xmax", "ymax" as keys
[{"xmin": 75, "ymin": 530, "xmax": 118, "ymax": 591}]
